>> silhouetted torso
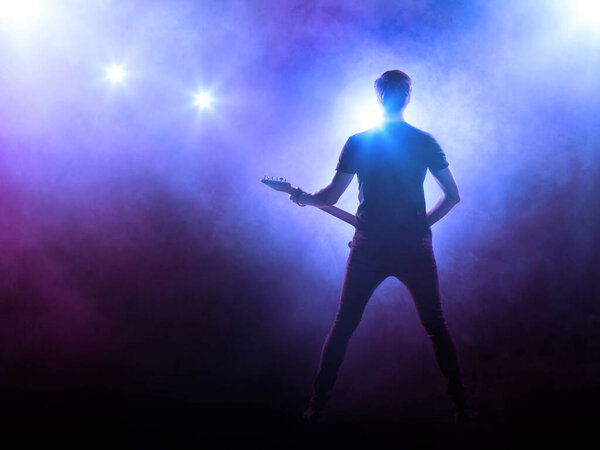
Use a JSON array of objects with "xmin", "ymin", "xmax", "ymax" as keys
[{"xmin": 336, "ymin": 121, "xmax": 448, "ymax": 238}]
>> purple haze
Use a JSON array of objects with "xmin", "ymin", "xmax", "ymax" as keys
[{"xmin": 0, "ymin": 0, "xmax": 598, "ymax": 445}]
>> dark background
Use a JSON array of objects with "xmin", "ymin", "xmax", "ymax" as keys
[{"xmin": 1, "ymin": 0, "xmax": 598, "ymax": 446}]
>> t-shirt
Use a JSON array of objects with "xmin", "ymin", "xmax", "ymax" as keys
[{"xmin": 336, "ymin": 121, "xmax": 449, "ymax": 238}]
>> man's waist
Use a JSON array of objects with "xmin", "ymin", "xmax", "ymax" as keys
[{"xmin": 356, "ymin": 210, "xmax": 428, "ymax": 231}]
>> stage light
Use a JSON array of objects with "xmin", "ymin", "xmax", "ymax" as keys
[
  {"xmin": 356, "ymin": 100, "xmax": 384, "ymax": 129},
  {"xmin": 194, "ymin": 91, "xmax": 214, "ymax": 109},
  {"xmin": 0, "ymin": 0, "xmax": 46, "ymax": 25},
  {"xmin": 106, "ymin": 65, "xmax": 126, "ymax": 84},
  {"xmin": 570, "ymin": 0, "xmax": 600, "ymax": 29}
]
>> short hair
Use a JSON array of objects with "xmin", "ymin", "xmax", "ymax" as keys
[{"xmin": 374, "ymin": 70, "xmax": 412, "ymax": 113}]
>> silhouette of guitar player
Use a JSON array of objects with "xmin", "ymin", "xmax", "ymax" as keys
[{"xmin": 291, "ymin": 70, "xmax": 472, "ymax": 425}]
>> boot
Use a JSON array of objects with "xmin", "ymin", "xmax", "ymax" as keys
[{"xmin": 448, "ymin": 382, "xmax": 476, "ymax": 425}]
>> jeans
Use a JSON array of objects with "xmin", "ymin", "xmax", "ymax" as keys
[{"xmin": 309, "ymin": 228, "xmax": 466, "ymax": 410}]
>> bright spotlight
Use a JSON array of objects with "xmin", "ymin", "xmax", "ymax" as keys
[
  {"xmin": 0, "ymin": 0, "xmax": 46, "ymax": 25},
  {"xmin": 570, "ymin": 0, "xmax": 600, "ymax": 29},
  {"xmin": 356, "ymin": 100, "xmax": 384, "ymax": 130},
  {"xmin": 194, "ymin": 91, "xmax": 214, "ymax": 109},
  {"xmin": 106, "ymin": 65, "xmax": 126, "ymax": 84}
]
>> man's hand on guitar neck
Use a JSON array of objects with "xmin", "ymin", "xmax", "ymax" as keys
[
  {"xmin": 290, "ymin": 189, "xmax": 308, "ymax": 207},
  {"xmin": 290, "ymin": 190, "xmax": 327, "ymax": 207},
  {"xmin": 289, "ymin": 171, "xmax": 354, "ymax": 208}
]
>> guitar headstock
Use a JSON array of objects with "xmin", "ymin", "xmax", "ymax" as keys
[{"xmin": 261, "ymin": 176, "xmax": 294, "ymax": 194}]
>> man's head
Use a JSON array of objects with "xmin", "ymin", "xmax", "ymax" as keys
[{"xmin": 374, "ymin": 70, "xmax": 412, "ymax": 115}]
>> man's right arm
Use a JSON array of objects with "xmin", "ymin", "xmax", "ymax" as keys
[
  {"xmin": 291, "ymin": 171, "xmax": 354, "ymax": 207},
  {"xmin": 426, "ymin": 167, "xmax": 460, "ymax": 227}
]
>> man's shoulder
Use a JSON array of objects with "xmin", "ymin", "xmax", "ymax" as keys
[
  {"xmin": 349, "ymin": 122, "xmax": 434, "ymax": 144},
  {"xmin": 346, "ymin": 125, "xmax": 387, "ymax": 146},
  {"xmin": 399, "ymin": 122, "xmax": 436, "ymax": 141},
  {"xmin": 348, "ymin": 127, "xmax": 379, "ymax": 142}
]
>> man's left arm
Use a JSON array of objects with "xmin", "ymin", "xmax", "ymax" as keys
[
  {"xmin": 426, "ymin": 167, "xmax": 460, "ymax": 226},
  {"xmin": 290, "ymin": 171, "xmax": 354, "ymax": 207}
]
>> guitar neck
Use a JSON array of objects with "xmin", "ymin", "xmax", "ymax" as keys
[
  {"xmin": 261, "ymin": 177, "xmax": 357, "ymax": 228},
  {"xmin": 318, "ymin": 205, "xmax": 357, "ymax": 228}
]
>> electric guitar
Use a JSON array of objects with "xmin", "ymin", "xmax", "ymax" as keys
[{"xmin": 261, "ymin": 176, "xmax": 357, "ymax": 228}]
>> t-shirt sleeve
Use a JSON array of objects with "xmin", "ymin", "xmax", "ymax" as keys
[
  {"xmin": 335, "ymin": 136, "xmax": 359, "ymax": 174},
  {"xmin": 423, "ymin": 134, "xmax": 449, "ymax": 172}
]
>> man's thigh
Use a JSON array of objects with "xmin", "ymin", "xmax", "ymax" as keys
[
  {"xmin": 394, "ymin": 240, "xmax": 445, "ymax": 328},
  {"xmin": 335, "ymin": 250, "xmax": 389, "ymax": 325}
]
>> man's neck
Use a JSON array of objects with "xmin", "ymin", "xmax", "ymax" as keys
[{"xmin": 382, "ymin": 112, "xmax": 405, "ymax": 123}]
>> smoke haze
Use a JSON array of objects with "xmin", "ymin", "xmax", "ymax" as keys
[{"xmin": 0, "ymin": 0, "xmax": 598, "ymax": 445}]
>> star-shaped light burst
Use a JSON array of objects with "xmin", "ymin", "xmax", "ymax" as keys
[
  {"xmin": 194, "ymin": 91, "xmax": 214, "ymax": 109},
  {"xmin": 105, "ymin": 65, "xmax": 126, "ymax": 84}
]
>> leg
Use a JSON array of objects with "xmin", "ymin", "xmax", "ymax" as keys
[
  {"xmin": 399, "ymin": 244, "xmax": 467, "ymax": 412},
  {"xmin": 305, "ymin": 258, "xmax": 388, "ymax": 420}
]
